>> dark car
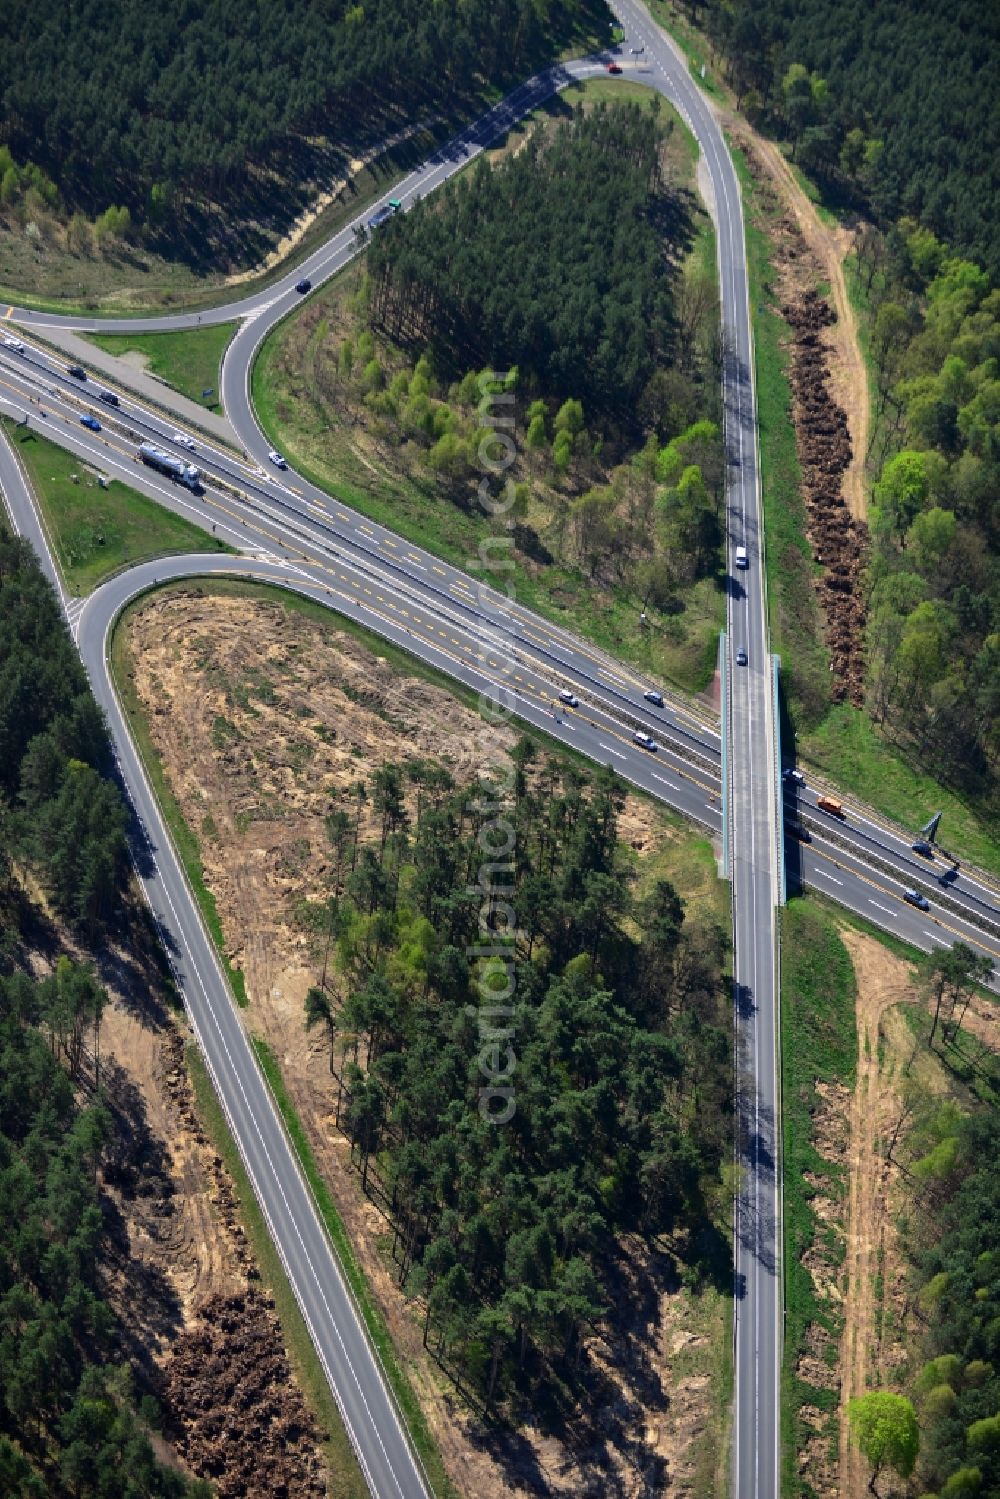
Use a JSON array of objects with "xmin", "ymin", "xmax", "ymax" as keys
[
  {"xmin": 911, "ymin": 840, "xmax": 934, "ymax": 858},
  {"xmin": 79, "ymin": 414, "xmax": 101, "ymax": 432},
  {"xmin": 902, "ymin": 888, "xmax": 930, "ymax": 911},
  {"xmin": 644, "ymin": 689, "xmax": 664, "ymax": 707},
  {"xmin": 295, "ymin": 278, "xmax": 312, "ymax": 294},
  {"xmin": 98, "ymin": 389, "xmax": 119, "ymax": 406},
  {"xmin": 736, "ymin": 648, "xmax": 748, "ymax": 666},
  {"xmin": 784, "ymin": 821, "xmax": 812, "ymax": 843},
  {"xmin": 938, "ymin": 864, "xmax": 960, "ymax": 886},
  {"xmin": 607, "ymin": 62, "xmax": 622, "ymax": 73},
  {"xmin": 782, "ymin": 767, "xmax": 805, "ymax": 785},
  {"xmin": 67, "ymin": 364, "xmax": 86, "ymax": 380}
]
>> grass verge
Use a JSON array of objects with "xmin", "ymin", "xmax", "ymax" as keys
[
  {"xmin": 253, "ymin": 1038, "xmax": 458, "ymax": 1499},
  {"xmin": 727, "ymin": 141, "xmax": 830, "ymax": 729},
  {"xmin": 110, "ymin": 591, "xmax": 248, "ymax": 1006},
  {"xmin": 130, "ymin": 574, "xmax": 681, "ymax": 810},
  {"xmin": 252, "ymin": 319, "xmax": 724, "ymax": 694},
  {"xmin": 803, "ymin": 886, "xmax": 925, "ymax": 969},
  {"xmin": 780, "ymin": 898, "xmax": 857, "ymax": 1496},
  {"xmin": 634, "ymin": 822, "xmax": 729, "ymax": 927},
  {"xmin": 3, "ymin": 417, "xmax": 229, "ymax": 593},
  {"xmin": 645, "ymin": 1, "xmax": 725, "ymax": 100},
  {"xmin": 800, "ymin": 704, "xmax": 1000, "ymax": 879},
  {"xmin": 251, "ymin": 83, "xmax": 725, "ymax": 697},
  {"xmin": 676, "ymin": 1284, "xmax": 734, "ymax": 1499},
  {"xmin": 185, "ymin": 1043, "xmax": 370, "ymax": 1499},
  {"xmin": 85, "ymin": 322, "xmax": 238, "ymax": 412},
  {"xmin": 115, "ymin": 571, "xmax": 721, "ymax": 1499}
]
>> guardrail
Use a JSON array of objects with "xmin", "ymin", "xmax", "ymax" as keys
[
  {"xmin": 796, "ymin": 812, "xmax": 1000, "ymax": 940},
  {"xmin": 798, "ymin": 765, "xmax": 1000, "ymax": 905},
  {"xmin": 772, "ymin": 656, "xmax": 785, "ymax": 906},
  {"xmin": 17, "ymin": 327, "xmax": 243, "ymax": 453},
  {"xmin": 720, "ymin": 631, "xmax": 731, "ymax": 879}
]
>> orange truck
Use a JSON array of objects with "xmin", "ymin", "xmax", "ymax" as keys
[{"xmin": 816, "ymin": 794, "xmax": 845, "ymax": 817}]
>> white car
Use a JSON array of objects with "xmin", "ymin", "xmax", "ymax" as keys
[
  {"xmin": 558, "ymin": 689, "xmax": 579, "ymax": 708},
  {"xmin": 633, "ymin": 731, "xmax": 658, "ymax": 752},
  {"xmin": 2, "ymin": 336, "xmax": 25, "ymax": 352},
  {"xmin": 268, "ymin": 449, "xmax": 288, "ymax": 470},
  {"xmin": 172, "ymin": 431, "xmax": 196, "ymax": 450}
]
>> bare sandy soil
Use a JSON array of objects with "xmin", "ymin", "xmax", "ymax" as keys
[
  {"xmin": 835, "ymin": 933, "xmax": 918, "ymax": 1499},
  {"xmin": 734, "ymin": 133, "xmax": 867, "ymax": 706},
  {"xmin": 21, "ymin": 878, "xmax": 329, "ymax": 1497},
  {"xmin": 122, "ymin": 584, "xmax": 730, "ymax": 1497},
  {"xmin": 727, "ymin": 125, "xmax": 869, "ymax": 525},
  {"xmin": 833, "ymin": 931, "xmax": 998, "ymax": 1499},
  {"xmin": 222, "ymin": 122, "xmax": 436, "ymax": 288},
  {"xmin": 791, "ymin": 931, "xmax": 931, "ymax": 1499}
]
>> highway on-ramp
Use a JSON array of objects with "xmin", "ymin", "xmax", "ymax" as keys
[
  {"xmin": 2, "ymin": 11, "xmax": 998, "ymax": 1497},
  {"xmin": 0, "ymin": 438, "xmax": 434, "ymax": 1499},
  {"xmin": 607, "ymin": 7, "xmax": 783, "ymax": 1494}
]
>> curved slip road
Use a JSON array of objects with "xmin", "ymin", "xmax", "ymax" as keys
[
  {"xmin": 0, "ymin": 439, "xmax": 432, "ymax": 1499},
  {"xmin": 4, "ymin": 12, "xmax": 997, "ymax": 1495}
]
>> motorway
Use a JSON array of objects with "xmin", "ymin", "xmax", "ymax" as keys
[{"xmin": 2, "ymin": 8, "xmax": 998, "ymax": 1498}]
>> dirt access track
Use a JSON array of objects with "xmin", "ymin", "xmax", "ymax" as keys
[
  {"xmin": 727, "ymin": 125, "xmax": 870, "ymax": 525},
  {"xmin": 835, "ymin": 932, "xmax": 1000, "ymax": 1497}
]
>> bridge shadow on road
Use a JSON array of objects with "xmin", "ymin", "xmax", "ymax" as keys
[{"xmin": 735, "ymin": 1082, "xmax": 779, "ymax": 1275}]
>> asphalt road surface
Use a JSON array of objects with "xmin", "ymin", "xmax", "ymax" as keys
[{"xmin": 2, "ymin": 11, "xmax": 998, "ymax": 1496}]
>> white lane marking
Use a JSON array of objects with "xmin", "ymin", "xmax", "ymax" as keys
[
  {"xmin": 924, "ymin": 930, "xmax": 948, "ymax": 945},
  {"xmin": 599, "ymin": 741, "xmax": 626, "ymax": 761},
  {"xmin": 95, "ymin": 577, "xmax": 418, "ymax": 1499},
  {"xmin": 652, "ymin": 772, "xmax": 679, "ymax": 790},
  {"xmin": 816, "ymin": 871, "xmax": 843, "ymax": 886},
  {"xmin": 869, "ymin": 899, "xmax": 894, "ymax": 916}
]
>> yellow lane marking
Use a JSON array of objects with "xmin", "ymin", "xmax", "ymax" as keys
[{"xmin": 812, "ymin": 848, "xmax": 1000, "ymax": 958}]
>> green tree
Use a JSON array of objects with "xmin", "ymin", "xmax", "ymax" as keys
[
  {"xmin": 553, "ymin": 398, "xmax": 584, "ymax": 438},
  {"xmin": 847, "ymin": 1391, "xmax": 919, "ymax": 1492},
  {"xmin": 552, "ymin": 427, "xmax": 573, "ymax": 474},
  {"xmin": 967, "ymin": 1415, "xmax": 1000, "ymax": 1456},
  {"xmin": 526, "ymin": 413, "xmax": 547, "ymax": 448},
  {"xmin": 872, "ymin": 450, "xmax": 932, "ymax": 543},
  {"xmin": 305, "ymin": 985, "xmax": 337, "ymax": 1074},
  {"xmin": 906, "ymin": 507, "xmax": 957, "ymax": 573}
]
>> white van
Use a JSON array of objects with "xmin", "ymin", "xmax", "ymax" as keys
[{"xmin": 735, "ymin": 546, "xmax": 748, "ymax": 569}]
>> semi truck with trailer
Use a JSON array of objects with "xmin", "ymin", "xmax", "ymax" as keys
[{"xmin": 137, "ymin": 442, "xmax": 202, "ymax": 491}]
